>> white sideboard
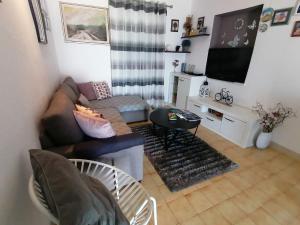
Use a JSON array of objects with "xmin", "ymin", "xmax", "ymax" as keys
[
  {"xmin": 187, "ymin": 97, "xmax": 259, "ymax": 148},
  {"xmin": 169, "ymin": 73, "xmax": 205, "ymax": 110}
]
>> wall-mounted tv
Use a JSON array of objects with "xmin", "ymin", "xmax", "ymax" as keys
[{"xmin": 205, "ymin": 47, "xmax": 254, "ymax": 83}]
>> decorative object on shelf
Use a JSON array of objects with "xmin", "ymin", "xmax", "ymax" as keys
[
  {"xmin": 291, "ymin": 21, "xmax": 300, "ymax": 37},
  {"xmin": 182, "ymin": 39, "xmax": 191, "ymax": 52},
  {"xmin": 199, "ymin": 78, "xmax": 210, "ymax": 98},
  {"xmin": 259, "ymin": 23, "xmax": 268, "ymax": 32},
  {"xmin": 183, "ymin": 16, "xmax": 193, "ymax": 36},
  {"xmin": 253, "ymin": 102, "xmax": 296, "ymax": 149},
  {"xmin": 197, "ymin": 17, "xmax": 205, "ymax": 30},
  {"xmin": 271, "ymin": 8, "xmax": 293, "ymax": 26},
  {"xmin": 234, "ymin": 18, "xmax": 245, "ymax": 30},
  {"xmin": 175, "ymin": 45, "xmax": 181, "ymax": 51},
  {"xmin": 181, "ymin": 63, "xmax": 186, "ymax": 72},
  {"xmin": 172, "ymin": 60, "xmax": 179, "ymax": 72},
  {"xmin": 171, "ymin": 19, "xmax": 179, "ymax": 32},
  {"xmin": 227, "ymin": 34, "xmax": 240, "ymax": 48},
  {"xmin": 28, "ymin": 0, "xmax": 47, "ymax": 44},
  {"xmin": 215, "ymin": 88, "xmax": 233, "ymax": 106},
  {"xmin": 261, "ymin": 7, "xmax": 274, "ymax": 22},
  {"xmin": 295, "ymin": 3, "xmax": 300, "ymax": 15},
  {"xmin": 60, "ymin": 3, "xmax": 109, "ymax": 44}
]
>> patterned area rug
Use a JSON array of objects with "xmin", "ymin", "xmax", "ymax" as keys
[{"xmin": 131, "ymin": 124, "xmax": 239, "ymax": 192}]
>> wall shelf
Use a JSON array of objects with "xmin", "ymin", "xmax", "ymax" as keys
[
  {"xmin": 181, "ymin": 33, "xmax": 210, "ymax": 39},
  {"xmin": 164, "ymin": 51, "xmax": 191, "ymax": 54}
]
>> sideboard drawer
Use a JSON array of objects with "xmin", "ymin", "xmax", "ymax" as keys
[
  {"xmin": 221, "ymin": 115, "xmax": 246, "ymax": 144},
  {"xmin": 202, "ymin": 115, "xmax": 221, "ymax": 132}
]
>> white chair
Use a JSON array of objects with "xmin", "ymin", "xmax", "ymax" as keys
[{"xmin": 28, "ymin": 159, "xmax": 157, "ymax": 225}]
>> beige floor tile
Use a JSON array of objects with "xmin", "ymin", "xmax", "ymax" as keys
[
  {"xmin": 145, "ymin": 185, "xmax": 165, "ymax": 206},
  {"xmin": 167, "ymin": 196, "xmax": 197, "ymax": 223},
  {"xmin": 213, "ymin": 178, "xmax": 241, "ymax": 198},
  {"xmin": 200, "ymin": 185, "xmax": 229, "ymax": 205},
  {"xmin": 262, "ymin": 199, "xmax": 296, "ymax": 225},
  {"xmin": 273, "ymin": 193, "xmax": 300, "ymax": 217},
  {"xmin": 158, "ymin": 185, "xmax": 183, "ymax": 203},
  {"xmin": 157, "ymin": 203, "xmax": 178, "ymax": 225},
  {"xmin": 235, "ymin": 217, "xmax": 256, "ymax": 225},
  {"xmin": 185, "ymin": 189, "xmax": 214, "ymax": 214},
  {"xmin": 225, "ymin": 172, "xmax": 252, "ymax": 191},
  {"xmin": 244, "ymin": 186, "xmax": 270, "ymax": 207},
  {"xmin": 215, "ymin": 199, "xmax": 246, "ymax": 224},
  {"xmin": 250, "ymin": 208, "xmax": 281, "ymax": 225},
  {"xmin": 199, "ymin": 207, "xmax": 231, "ymax": 225},
  {"xmin": 232, "ymin": 192, "xmax": 261, "ymax": 214},
  {"xmin": 180, "ymin": 215, "xmax": 206, "ymax": 225}
]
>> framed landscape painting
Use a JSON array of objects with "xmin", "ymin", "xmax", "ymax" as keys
[{"xmin": 60, "ymin": 3, "xmax": 109, "ymax": 44}]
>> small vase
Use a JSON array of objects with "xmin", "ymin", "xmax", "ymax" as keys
[{"xmin": 256, "ymin": 132, "xmax": 273, "ymax": 149}]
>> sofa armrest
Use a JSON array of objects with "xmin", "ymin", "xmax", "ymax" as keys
[{"xmin": 73, "ymin": 133, "xmax": 144, "ymax": 159}]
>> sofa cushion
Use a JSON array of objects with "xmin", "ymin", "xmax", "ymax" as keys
[
  {"xmin": 63, "ymin": 77, "xmax": 80, "ymax": 97},
  {"xmin": 29, "ymin": 149, "xmax": 129, "ymax": 225},
  {"xmin": 93, "ymin": 81, "xmax": 112, "ymax": 100},
  {"xmin": 110, "ymin": 96, "xmax": 149, "ymax": 112},
  {"xmin": 89, "ymin": 98, "xmax": 115, "ymax": 109},
  {"xmin": 60, "ymin": 83, "xmax": 78, "ymax": 103},
  {"xmin": 77, "ymin": 82, "xmax": 97, "ymax": 100},
  {"xmin": 42, "ymin": 89, "xmax": 85, "ymax": 146},
  {"xmin": 111, "ymin": 122, "xmax": 132, "ymax": 136},
  {"xmin": 78, "ymin": 94, "xmax": 91, "ymax": 107},
  {"xmin": 74, "ymin": 134, "xmax": 144, "ymax": 159},
  {"xmin": 73, "ymin": 110, "xmax": 116, "ymax": 139},
  {"xmin": 96, "ymin": 107, "xmax": 125, "ymax": 123}
]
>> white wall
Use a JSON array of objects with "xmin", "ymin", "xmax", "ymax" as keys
[
  {"xmin": 0, "ymin": 1, "xmax": 60, "ymax": 225},
  {"xmin": 46, "ymin": 0, "xmax": 192, "ymax": 100},
  {"xmin": 187, "ymin": 0, "xmax": 300, "ymax": 153},
  {"xmin": 46, "ymin": 0, "xmax": 112, "ymax": 84}
]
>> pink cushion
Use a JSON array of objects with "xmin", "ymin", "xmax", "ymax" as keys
[
  {"xmin": 73, "ymin": 111, "xmax": 116, "ymax": 139},
  {"xmin": 93, "ymin": 81, "xmax": 112, "ymax": 100},
  {"xmin": 77, "ymin": 82, "xmax": 97, "ymax": 100}
]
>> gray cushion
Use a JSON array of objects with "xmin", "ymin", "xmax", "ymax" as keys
[
  {"xmin": 78, "ymin": 94, "xmax": 91, "ymax": 107},
  {"xmin": 63, "ymin": 77, "xmax": 80, "ymax": 97},
  {"xmin": 29, "ymin": 149, "xmax": 129, "ymax": 225},
  {"xmin": 110, "ymin": 96, "xmax": 149, "ymax": 112},
  {"xmin": 42, "ymin": 89, "xmax": 85, "ymax": 146},
  {"xmin": 60, "ymin": 83, "xmax": 78, "ymax": 103}
]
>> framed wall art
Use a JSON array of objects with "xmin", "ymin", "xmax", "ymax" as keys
[
  {"xmin": 291, "ymin": 21, "xmax": 300, "ymax": 37},
  {"xmin": 171, "ymin": 19, "xmax": 179, "ymax": 32},
  {"xmin": 271, "ymin": 8, "xmax": 292, "ymax": 26},
  {"xmin": 28, "ymin": 0, "xmax": 47, "ymax": 44},
  {"xmin": 60, "ymin": 3, "xmax": 109, "ymax": 44}
]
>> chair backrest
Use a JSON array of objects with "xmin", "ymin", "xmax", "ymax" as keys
[{"xmin": 28, "ymin": 159, "xmax": 153, "ymax": 225}]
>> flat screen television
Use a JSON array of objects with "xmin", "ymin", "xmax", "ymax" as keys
[{"xmin": 205, "ymin": 47, "xmax": 254, "ymax": 83}]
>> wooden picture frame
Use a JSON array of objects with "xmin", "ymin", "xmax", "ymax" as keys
[
  {"xmin": 291, "ymin": 21, "xmax": 300, "ymax": 37},
  {"xmin": 271, "ymin": 8, "xmax": 292, "ymax": 26},
  {"xmin": 171, "ymin": 19, "xmax": 179, "ymax": 32},
  {"xmin": 60, "ymin": 3, "xmax": 109, "ymax": 44},
  {"xmin": 28, "ymin": 0, "xmax": 47, "ymax": 44}
]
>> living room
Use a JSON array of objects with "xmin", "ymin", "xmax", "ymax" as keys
[{"xmin": 1, "ymin": 0, "xmax": 300, "ymax": 225}]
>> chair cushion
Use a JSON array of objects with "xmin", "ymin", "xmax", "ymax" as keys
[
  {"xmin": 63, "ymin": 77, "xmax": 80, "ymax": 97},
  {"xmin": 42, "ymin": 89, "xmax": 85, "ymax": 146},
  {"xmin": 29, "ymin": 149, "xmax": 129, "ymax": 225}
]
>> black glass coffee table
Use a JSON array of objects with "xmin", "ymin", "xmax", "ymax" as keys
[{"xmin": 150, "ymin": 108, "xmax": 201, "ymax": 150}]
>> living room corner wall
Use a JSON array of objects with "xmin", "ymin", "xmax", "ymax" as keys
[
  {"xmin": 0, "ymin": 1, "xmax": 60, "ymax": 225},
  {"xmin": 187, "ymin": 0, "xmax": 300, "ymax": 154}
]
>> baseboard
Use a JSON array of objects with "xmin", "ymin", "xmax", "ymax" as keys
[{"xmin": 270, "ymin": 142, "xmax": 300, "ymax": 160}]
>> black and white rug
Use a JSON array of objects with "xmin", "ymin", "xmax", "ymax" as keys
[{"xmin": 131, "ymin": 124, "xmax": 239, "ymax": 192}]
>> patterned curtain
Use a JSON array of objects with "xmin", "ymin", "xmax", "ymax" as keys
[{"xmin": 109, "ymin": 0, "xmax": 167, "ymax": 107}]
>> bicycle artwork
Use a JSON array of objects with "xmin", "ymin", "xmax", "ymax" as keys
[{"xmin": 215, "ymin": 88, "xmax": 234, "ymax": 106}]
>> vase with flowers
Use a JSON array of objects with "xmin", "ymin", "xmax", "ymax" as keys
[{"xmin": 253, "ymin": 102, "xmax": 296, "ymax": 149}]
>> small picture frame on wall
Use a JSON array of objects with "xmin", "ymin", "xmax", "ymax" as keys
[
  {"xmin": 271, "ymin": 8, "xmax": 293, "ymax": 26},
  {"xmin": 197, "ymin": 17, "xmax": 205, "ymax": 30},
  {"xmin": 171, "ymin": 19, "xmax": 179, "ymax": 32},
  {"xmin": 291, "ymin": 21, "xmax": 300, "ymax": 37},
  {"xmin": 28, "ymin": 0, "xmax": 48, "ymax": 44},
  {"xmin": 296, "ymin": 3, "xmax": 300, "ymax": 15}
]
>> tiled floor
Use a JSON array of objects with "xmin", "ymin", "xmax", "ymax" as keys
[{"xmin": 141, "ymin": 125, "xmax": 300, "ymax": 225}]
